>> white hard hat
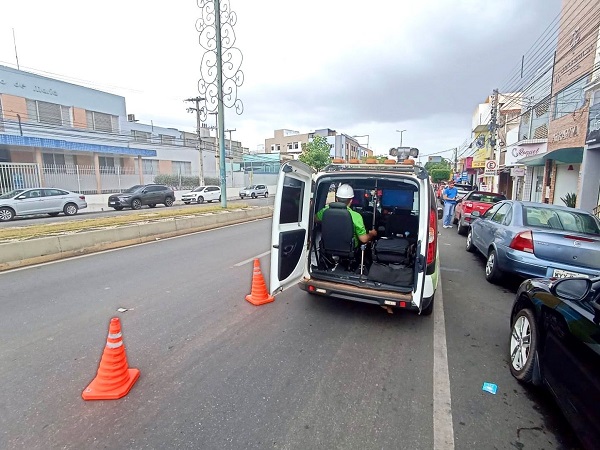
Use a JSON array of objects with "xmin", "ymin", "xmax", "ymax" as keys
[{"xmin": 336, "ymin": 184, "xmax": 354, "ymax": 199}]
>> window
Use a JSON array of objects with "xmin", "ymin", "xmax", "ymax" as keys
[
  {"xmin": 280, "ymin": 175, "xmax": 304, "ymax": 224},
  {"xmin": 42, "ymin": 153, "xmax": 66, "ymax": 166},
  {"xmin": 26, "ymin": 100, "xmax": 71, "ymax": 127},
  {"xmin": 142, "ymin": 159, "xmax": 159, "ymax": 174},
  {"xmin": 172, "ymin": 161, "xmax": 192, "ymax": 175},
  {"xmin": 44, "ymin": 189, "xmax": 67, "ymax": 196},
  {"xmin": 524, "ymin": 206, "xmax": 600, "ymax": 235},
  {"xmin": 491, "ymin": 203, "xmax": 511, "ymax": 224},
  {"xmin": 86, "ymin": 110, "xmax": 119, "ymax": 132},
  {"xmin": 277, "ymin": 144, "xmax": 281, "ymax": 152},
  {"xmin": 293, "ymin": 142, "xmax": 299, "ymax": 150},
  {"xmin": 553, "ymin": 76, "xmax": 587, "ymax": 119},
  {"xmin": 483, "ymin": 202, "xmax": 503, "ymax": 219},
  {"xmin": 131, "ymin": 130, "xmax": 151, "ymax": 143},
  {"xmin": 271, "ymin": 144, "xmax": 276, "ymax": 152},
  {"xmin": 287, "ymin": 142, "xmax": 293, "ymax": 150}
]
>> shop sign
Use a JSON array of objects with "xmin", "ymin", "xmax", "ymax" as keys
[
  {"xmin": 511, "ymin": 167, "xmax": 526, "ymax": 177},
  {"xmin": 552, "ymin": 125, "xmax": 578, "ymax": 143},
  {"xmin": 505, "ymin": 143, "xmax": 548, "ymax": 166},
  {"xmin": 586, "ymin": 101, "xmax": 600, "ymax": 145}
]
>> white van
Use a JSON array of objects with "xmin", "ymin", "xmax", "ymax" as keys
[{"xmin": 269, "ymin": 155, "xmax": 441, "ymax": 315}]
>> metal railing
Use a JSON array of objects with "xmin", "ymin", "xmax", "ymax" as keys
[{"xmin": 0, "ymin": 163, "xmax": 41, "ymax": 193}]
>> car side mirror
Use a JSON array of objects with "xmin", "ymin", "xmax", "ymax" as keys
[
  {"xmin": 16, "ymin": 195, "xmax": 26, "ymax": 200},
  {"xmin": 142, "ymin": 189, "xmax": 148, "ymax": 193},
  {"xmin": 550, "ymin": 277, "xmax": 592, "ymax": 301}
]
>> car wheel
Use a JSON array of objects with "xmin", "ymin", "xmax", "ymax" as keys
[
  {"xmin": 0, "ymin": 207, "xmax": 15, "ymax": 221},
  {"xmin": 218, "ymin": 195, "xmax": 221, "ymax": 202},
  {"xmin": 251, "ymin": 193, "xmax": 256, "ymax": 199},
  {"xmin": 148, "ymin": 203, "xmax": 156, "ymax": 208},
  {"xmin": 452, "ymin": 215, "xmax": 458, "ymax": 225},
  {"xmin": 114, "ymin": 206, "xmax": 124, "ymax": 211},
  {"xmin": 63, "ymin": 203, "xmax": 78, "ymax": 216},
  {"xmin": 510, "ymin": 308, "xmax": 538, "ymax": 383},
  {"xmin": 485, "ymin": 249, "xmax": 503, "ymax": 283},
  {"xmin": 183, "ymin": 202, "xmax": 190, "ymax": 205},
  {"xmin": 457, "ymin": 216, "xmax": 467, "ymax": 236},
  {"xmin": 239, "ymin": 196, "xmax": 244, "ymax": 199},
  {"xmin": 421, "ymin": 295, "xmax": 434, "ymax": 316},
  {"xmin": 264, "ymin": 192, "xmax": 269, "ymax": 198},
  {"xmin": 165, "ymin": 197, "xmax": 174, "ymax": 207},
  {"xmin": 466, "ymin": 229, "xmax": 475, "ymax": 252},
  {"xmin": 131, "ymin": 199, "xmax": 142, "ymax": 210},
  {"xmin": 196, "ymin": 196, "xmax": 204, "ymax": 204},
  {"xmin": 48, "ymin": 212, "xmax": 60, "ymax": 217}
]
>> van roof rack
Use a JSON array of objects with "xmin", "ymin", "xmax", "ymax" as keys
[{"xmin": 322, "ymin": 162, "xmax": 429, "ymax": 180}]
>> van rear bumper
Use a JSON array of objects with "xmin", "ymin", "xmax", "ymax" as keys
[{"xmin": 299, "ymin": 278, "xmax": 416, "ymax": 310}]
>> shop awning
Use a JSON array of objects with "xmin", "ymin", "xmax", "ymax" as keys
[{"xmin": 518, "ymin": 147, "xmax": 583, "ymax": 166}]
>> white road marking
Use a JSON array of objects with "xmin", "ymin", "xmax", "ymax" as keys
[
  {"xmin": 232, "ymin": 250, "xmax": 271, "ymax": 267},
  {"xmin": 434, "ymin": 277, "xmax": 455, "ymax": 450}
]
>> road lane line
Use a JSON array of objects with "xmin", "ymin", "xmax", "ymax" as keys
[
  {"xmin": 434, "ymin": 277, "xmax": 455, "ymax": 450},
  {"xmin": 232, "ymin": 250, "xmax": 271, "ymax": 267}
]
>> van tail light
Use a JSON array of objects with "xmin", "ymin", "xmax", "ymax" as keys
[
  {"xmin": 427, "ymin": 208, "xmax": 437, "ymax": 265},
  {"xmin": 510, "ymin": 230, "xmax": 534, "ymax": 253},
  {"xmin": 79, "ymin": 195, "xmax": 86, "ymax": 200}
]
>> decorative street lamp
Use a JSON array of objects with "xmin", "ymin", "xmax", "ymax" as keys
[{"xmin": 195, "ymin": 0, "xmax": 244, "ymax": 207}]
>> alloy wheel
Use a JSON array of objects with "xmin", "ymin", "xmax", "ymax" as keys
[
  {"xmin": 510, "ymin": 315, "xmax": 531, "ymax": 371},
  {"xmin": 485, "ymin": 252, "xmax": 496, "ymax": 277},
  {"xmin": 0, "ymin": 208, "xmax": 15, "ymax": 221}
]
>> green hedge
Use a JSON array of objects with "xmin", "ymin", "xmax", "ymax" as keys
[{"xmin": 153, "ymin": 175, "xmax": 220, "ymax": 189}]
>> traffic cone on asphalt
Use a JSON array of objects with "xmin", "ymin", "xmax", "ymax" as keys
[
  {"xmin": 82, "ymin": 317, "xmax": 140, "ymax": 400},
  {"xmin": 245, "ymin": 258, "xmax": 274, "ymax": 306}
]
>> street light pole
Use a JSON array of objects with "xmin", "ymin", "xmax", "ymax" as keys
[
  {"xmin": 396, "ymin": 129, "xmax": 406, "ymax": 147},
  {"xmin": 184, "ymin": 96, "xmax": 206, "ymax": 186},
  {"xmin": 214, "ymin": 0, "xmax": 227, "ymax": 207}
]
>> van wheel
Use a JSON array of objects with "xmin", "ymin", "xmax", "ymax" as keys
[{"xmin": 421, "ymin": 295, "xmax": 434, "ymax": 316}]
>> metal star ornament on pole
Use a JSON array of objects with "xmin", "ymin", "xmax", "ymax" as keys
[{"xmin": 196, "ymin": 0, "xmax": 244, "ymax": 208}]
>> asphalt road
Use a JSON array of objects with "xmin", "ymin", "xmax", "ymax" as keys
[
  {"xmin": 0, "ymin": 219, "xmax": 582, "ymax": 449},
  {"xmin": 0, "ymin": 196, "xmax": 273, "ymax": 228}
]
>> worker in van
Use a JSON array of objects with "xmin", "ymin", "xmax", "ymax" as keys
[{"xmin": 315, "ymin": 183, "xmax": 377, "ymax": 246}]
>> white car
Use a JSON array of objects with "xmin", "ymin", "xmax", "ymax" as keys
[
  {"xmin": 0, "ymin": 188, "xmax": 87, "ymax": 221},
  {"xmin": 270, "ymin": 154, "xmax": 442, "ymax": 315},
  {"xmin": 181, "ymin": 185, "xmax": 221, "ymax": 204},
  {"xmin": 239, "ymin": 184, "xmax": 268, "ymax": 199}
]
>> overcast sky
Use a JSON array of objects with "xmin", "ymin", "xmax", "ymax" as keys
[{"xmin": 0, "ymin": 0, "xmax": 562, "ymax": 159}]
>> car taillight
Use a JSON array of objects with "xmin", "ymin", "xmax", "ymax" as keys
[
  {"xmin": 427, "ymin": 208, "xmax": 437, "ymax": 265},
  {"xmin": 79, "ymin": 195, "xmax": 85, "ymax": 200},
  {"xmin": 510, "ymin": 230, "xmax": 534, "ymax": 253},
  {"xmin": 464, "ymin": 202, "xmax": 473, "ymax": 210}
]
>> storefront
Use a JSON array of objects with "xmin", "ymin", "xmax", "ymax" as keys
[
  {"xmin": 580, "ymin": 91, "xmax": 600, "ymax": 212},
  {"xmin": 506, "ymin": 141, "xmax": 548, "ymax": 202}
]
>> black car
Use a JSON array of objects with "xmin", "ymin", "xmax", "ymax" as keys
[
  {"xmin": 108, "ymin": 184, "xmax": 175, "ymax": 210},
  {"xmin": 510, "ymin": 276, "xmax": 600, "ymax": 449}
]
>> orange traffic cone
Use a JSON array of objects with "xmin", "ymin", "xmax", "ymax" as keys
[
  {"xmin": 82, "ymin": 317, "xmax": 140, "ymax": 400},
  {"xmin": 245, "ymin": 258, "xmax": 274, "ymax": 306}
]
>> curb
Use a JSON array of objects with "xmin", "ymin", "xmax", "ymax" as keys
[{"xmin": 0, "ymin": 207, "xmax": 273, "ymax": 272}]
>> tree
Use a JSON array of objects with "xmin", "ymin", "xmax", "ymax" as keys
[
  {"xmin": 424, "ymin": 160, "xmax": 451, "ymax": 173},
  {"xmin": 299, "ymin": 135, "xmax": 332, "ymax": 171},
  {"xmin": 430, "ymin": 168, "xmax": 451, "ymax": 183}
]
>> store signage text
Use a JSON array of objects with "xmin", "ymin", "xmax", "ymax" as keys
[
  {"xmin": 511, "ymin": 146, "xmax": 544, "ymax": 158},
  {"xmin": 0, "ymin": 77, "xmax": 58, "ymax": 96},
  {"xmin": 555, "ymin": 42, "xmax": 595, "ymax": 85},
  {"xmin": 552, "ymin": 125, "xmax": 578, "ymax": 142}
]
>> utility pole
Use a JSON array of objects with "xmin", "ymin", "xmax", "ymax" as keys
[
  {"xmin": 489, "ymin": 89, "xmax": 499, "ymax": 191},
  {"xmin": 184, "ymin": 96, "xmax": 206, "ymax": 186},
  {"xmin": 225, "ymin": 128, "xmax": 236, "ymax": 186},
  {"xmin": 453, "ymin": 147, "xmax": 458, "ymax": 174}
]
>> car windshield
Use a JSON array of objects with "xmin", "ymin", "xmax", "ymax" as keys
[
  {"xmin": 0, "ymin": 189, "xmax": 24, "ymax": 199},
  {"xmin": 469, "ymin": 192, "xmax": 506, "ymax": 203},
  {"xmin": 192, "ymin": 186, "xmax": 205, "ymax": 192},
  {"xmin": 123, "ymin": 185, "xmax": 143, "ymax": 193},
  {"xmin": 244, "ymin": 185, "xmax": 256, "ymax": 189},
  {"xmin": 524, "ymin": 206, "xmax": 600, "ymax": 235}
]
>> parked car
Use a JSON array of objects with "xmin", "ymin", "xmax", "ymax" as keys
[
  {"xmin": 509, "ymin": 276, "xmax": 600, "ymax": 450},
  {"xmin": 466, "ymin": 200, "xmax": 600, "ymax": 283},
  {"xmin": 270, "ymin": 156, "xmax": 442, "ymax": 316},
  {"xmin": 108, "ymin": 184, "xmax": 175, "ymax": 210},
  {"xmin": 239, "ymin": 184, "xmax": 268, "ymax": 199},
  {"xmin": 181, "ymin": 185, "xmax": 221, "ymax": 204},
  {"xmin": 454, "ymin": 191, "xmax": 506, "ymax": 235},
  {"xmin": 0, "ymin": 188, "xmax": 87, "ymax": 221}
]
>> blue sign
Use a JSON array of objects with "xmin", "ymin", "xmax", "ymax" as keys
[{"xmin": 461, "ymin": 171, "xmax": 468, "ymax": 182}]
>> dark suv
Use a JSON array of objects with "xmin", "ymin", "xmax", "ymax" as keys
[{"xmin": 108, "ymin": 184, "xmax": 175, "ymax": 210}]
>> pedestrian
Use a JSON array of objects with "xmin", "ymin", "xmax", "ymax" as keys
[{"xmin": 442, "ymin": 180, "xmax": 458, "ymax": 228}]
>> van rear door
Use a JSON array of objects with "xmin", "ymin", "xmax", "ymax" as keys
[{"xmin": 270, "ymin": 161, "xmax": 314, "ymax": 295}]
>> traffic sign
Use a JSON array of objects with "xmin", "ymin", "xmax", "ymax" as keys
[{"xmin": 484, "ymin": 160, "xmax": 498, "ymax": 176}]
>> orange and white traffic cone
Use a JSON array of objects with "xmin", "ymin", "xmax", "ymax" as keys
[
  {"xmin": 82, "ymin": 317, "xmax": 140, "ymax": 400},
  {"xmin": 245, "ymin": 258, "xmax": 274, "ymax": 306}
]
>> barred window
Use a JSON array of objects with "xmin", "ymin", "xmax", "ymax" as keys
[
  {"xmin": 85, "ymin": 110, "xmax": 119, "ymax": 132},
  {"xmin": 42, "ymin": 153, "xmax": 66, "ymax": 166},
  {"xmin": 142, "ymin": 159, "xmax": 159, "ymax": 174},
  {"xmin": 26, "ymin": 100, "xmax": 72, "ymax": 127},
  {"xmin": 172, "ymin": 161, "xmax": 192, "ymax": 175}
]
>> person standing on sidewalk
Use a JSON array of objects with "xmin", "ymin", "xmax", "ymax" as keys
[{"xmin": 442, "ymin": 180, "xmax": 458, "ymax": 228}]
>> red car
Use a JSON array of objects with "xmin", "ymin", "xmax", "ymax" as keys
[{"xmin": 453, "ymin": 191, "xmax": 506, "ymax": 235}]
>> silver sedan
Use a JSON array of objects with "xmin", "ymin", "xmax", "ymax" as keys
[{"xmin": 0, "ymin": 188, "xmax": 87, "ymax": 221}]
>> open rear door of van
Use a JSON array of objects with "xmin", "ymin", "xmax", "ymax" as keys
[{"xmin": 270, "ymin": 161, "xmax": 314, "ymax": 295}]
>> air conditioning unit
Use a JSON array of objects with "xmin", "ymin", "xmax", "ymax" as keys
[{"xmin": 127, "ymin": 114, "xmax": 137, "ymax": 122}]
